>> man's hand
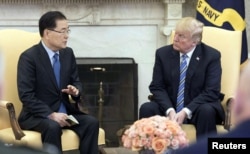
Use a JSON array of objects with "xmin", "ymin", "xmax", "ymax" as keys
[
  {"xmin": 175, "ymin": 110, "xmax": 187, "ymax": 125},
  {"xmin": 168, "ymin": 110, "xmax": 177, "ymax": 121},
  {"xmin": 61, "ymin": 85, "xmax": 79, "ymax": 97},
  {"xmin": 48, "ymin": 112, "xmax": 71, "ymax": 127}
]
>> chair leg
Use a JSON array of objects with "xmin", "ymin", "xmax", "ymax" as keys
[{"xmin": 98, "ymin": 145, "xmax": 106, "ymax": 154}]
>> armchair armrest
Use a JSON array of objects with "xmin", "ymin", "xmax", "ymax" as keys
[
  {"xmin": 224, "ymin": 98, "xmax": 233, "ymax": 131},
  {"xmin": 0, "ymin": 101, "xmax": 25, "ymax": 140}
]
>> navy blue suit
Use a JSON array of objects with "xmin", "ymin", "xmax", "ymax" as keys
[
  {"xmin": 139, "ymin": 43, "xmax": 225, "ymax": 137},
  {"xmin": 17, "ymin": 42, "xmax": 99, "ymax": 154}
]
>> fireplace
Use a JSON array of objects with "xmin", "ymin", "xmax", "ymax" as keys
[{"xmin": 76, "ymin": 57, "xmax": 138, "ymax": 147}]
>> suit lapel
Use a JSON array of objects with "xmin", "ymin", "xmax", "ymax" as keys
[
  {"xmin": 59, "ymin": 49, "xmax": 66, "ymax": 88},
  {"xmin": 38, "ymin": 43, "xmax": 58, "ymax": 89},
  {"xmin": 186, "ymin": 45, "xmax": 202, "ymax": 81},
  {"xmin": 170, "ymin": 49, "xmax": 181, "ymax": 91}
]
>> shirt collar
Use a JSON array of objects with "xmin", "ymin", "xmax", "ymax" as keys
[
  {"xmin": 180, "ymin": 46, "xmax": 196, "ymax": 59},
  {"xmin": 41, "ymin": 41, "xmax": 59, "ymax": 65}
]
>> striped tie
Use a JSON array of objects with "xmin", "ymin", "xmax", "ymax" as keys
[{"xmin": 176, "ymin": 54, "xmax": 188, "ymax": 112}]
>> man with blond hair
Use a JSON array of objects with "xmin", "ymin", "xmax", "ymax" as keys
[{"xmin": 139, "ymin": 17, "xmax": 225, "ymax": 138}]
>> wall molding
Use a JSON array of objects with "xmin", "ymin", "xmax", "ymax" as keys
[
  {"xmin": 0, "ymin": 0, "xmax": 185, "ymax": 38},
  {"xmin": 0, "ymin": 0, "xmax": 163, "ymax": 4}
]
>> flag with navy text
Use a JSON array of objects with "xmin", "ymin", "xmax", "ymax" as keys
[{"xmin": 196, "ymin": 0, "xmax": 248, "ymax": 64}]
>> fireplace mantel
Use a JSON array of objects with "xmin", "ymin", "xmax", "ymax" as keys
[
  {"xmin": 0, "ymin": 0, "xmax": 182, "ymax": 4},
  {"xmin": 0, "ymin": 0, "xmax": 185, "ymax": 34}
]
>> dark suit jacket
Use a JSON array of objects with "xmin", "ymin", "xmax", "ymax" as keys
[
  {"xmin": 17, "ymin": 42, "xmax": 83, "ymax": 129},
  {"xmin": 149, "ymin": 43, "xmax": 224, "ymax": 120},
  {"xmin": 172, "ymin": 119, "xmax": 250, "ymax": 154}
]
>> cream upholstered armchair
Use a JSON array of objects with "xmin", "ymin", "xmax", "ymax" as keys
[
  {"xmin": 0, "ymin": 29, "xmax": 106, "ymax": 153},
  {"xmin": 149, "ymin": 26, "xmax": 242, "ymax": 143}
]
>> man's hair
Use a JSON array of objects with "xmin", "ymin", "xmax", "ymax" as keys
[
  {"xmin": 175, "ymin": 17, "xmax": 204, "ymax": 44},
  {"xmin": 39, "ymin": 11, "xmax": 67, "ymax": 37}
]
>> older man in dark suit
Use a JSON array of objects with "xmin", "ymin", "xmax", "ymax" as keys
[
  {"xmin": 139, "ymin": 17, "xmax": 225, "ymax": 138},
  {"xmin": 17, "ymin": 11, "xmax": 99, "ymax": 154}
]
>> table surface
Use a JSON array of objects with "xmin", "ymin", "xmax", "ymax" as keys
[{"xmin": 103, "ymin": 147, "xmax": 138, "ymax": 154}]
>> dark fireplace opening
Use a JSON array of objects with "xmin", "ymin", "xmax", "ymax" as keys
[{"xmin": 76, "ymin": 57, "xmax": 138, "ymax": 147}]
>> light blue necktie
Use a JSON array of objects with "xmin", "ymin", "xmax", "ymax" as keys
[
  {"xmin": 53, "ymin": 53, "xmax": 67, "ymax": 113},
  {"xmin": 176, "ymin": 54, "xmax": 188, "ymax": 112}
]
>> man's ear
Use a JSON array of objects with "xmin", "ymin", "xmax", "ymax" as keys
[{"xmin": 43, "ymin": 29, "xmax": 51, "ymax": 39}]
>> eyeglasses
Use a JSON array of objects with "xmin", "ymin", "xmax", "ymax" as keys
[{"xmin": 48, "ymin": 28, "xmax": 71, "ymax": 35}]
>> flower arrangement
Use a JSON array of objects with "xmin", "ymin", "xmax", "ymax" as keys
[{"xmin": 122, "ymin": 115, "xmax": 189, "ymax": 154}]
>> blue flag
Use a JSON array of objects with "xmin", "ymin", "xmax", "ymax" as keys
[{"xmin": 196, "ymin": 0, "xmax": 248, "ymax": 64}]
